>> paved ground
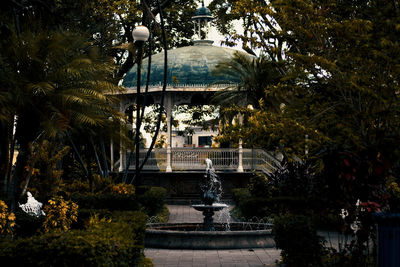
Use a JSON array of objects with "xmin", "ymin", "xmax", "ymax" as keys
[
  {"xmin": 145, "ymin": 248, "xmax": 281, "ymax": 267},
  {"xmin": 144, "ymin": 205, "xmax": 282, "ymax": 267}
]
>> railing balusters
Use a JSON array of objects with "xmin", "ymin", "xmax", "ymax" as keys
[{"xmin": 124, "ymin": 147, "xmax": 279, "ymax": 173}]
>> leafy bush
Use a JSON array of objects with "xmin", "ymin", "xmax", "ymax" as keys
[
  {"xmin": 136, "ymin": 186, "xmax": 167, "ymax": 216},
  {"xmin": 0, "ymin": 211, "xmax": 148, "ymax": 267},
  {"xmin": 0, "ymin": 200, "xmax": 15, "ymax": 237},
  {"xmin": 248, "ymin": 174, "xmax": 271, "ymax": 198},
  {"xmin": 14, "ymin": 210, "xmax": 45, "ymax": 237},
  {"xmin": 111, "ymin": 183, "xmax": 135, "ymax": 196},
  {"xmin": 62, "ymin": 179, "xmax": 90, "ymax": 194},
  {"xmin": 43, "ymin": 196, "xmax": 78, "ymax": 232},
  {"xmin": 269, "ymin": 160, "xmax": 315, "ymax": 201},
  {"xmin": 273, "ymin": 213, "xmax": 326, "ymax": 267},
  {"xmin": 231, "ymin": 188, "xmax": 250, "ymax": 206},
  {"xmin": 69, "ymin": 193, "xmax": 139, "ymax": 211},
  {"xmin": 62, "ymin": 175, "xmax": 114, "ymax": 196},
  {"xmin": 26, "ymin": 140, "xmax": 69, "ymax": 201},
  {"xmin": 147, "ymin": 205, "xmax": 169, "ymax": 223},
  {"xmin": 237, "ymin": 197, "xmax": 271, "ymax": 219}
]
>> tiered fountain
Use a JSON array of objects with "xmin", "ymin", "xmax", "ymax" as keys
[
  {"xmin": 145, "ymin": 159, "xmax": 274, "ymax": 249},
  {"xmin": 191, "ymin": 159, "xmax": 228, "ymax": 231}
]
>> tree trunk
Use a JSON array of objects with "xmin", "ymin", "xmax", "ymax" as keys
[
  {"xmin": 0, "ymin": 120, "xmax": 10, "ymax": 197},
  {"xmin": 90, "ymin": 137, "xmax": 104, "ymax": 178}
]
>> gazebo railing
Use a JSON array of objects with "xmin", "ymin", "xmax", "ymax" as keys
[{"xmin": 119, "ymin": 148, "xmax": 280, "ymax": 173}]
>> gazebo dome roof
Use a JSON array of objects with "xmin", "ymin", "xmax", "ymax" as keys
[
  {"xmin": 122, "ymin": 40, "xmax": 243, "ymax": 89},
  {"xmin": 195, "ymin": 5, "xmax": 212, "ymax": 16}
]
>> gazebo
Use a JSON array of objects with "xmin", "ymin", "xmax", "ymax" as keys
[{"xmin": 115, "ymin": 2, "xmax": 277, "ymax": 174}]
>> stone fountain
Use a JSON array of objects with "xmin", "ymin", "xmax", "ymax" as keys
[
  {"xmin": 191, "ymin": 159, "xmax": 228, "ymax": 231},
  {"xmin": 145, "ymin": 159, "xmax": 274, "ymax": 249}
]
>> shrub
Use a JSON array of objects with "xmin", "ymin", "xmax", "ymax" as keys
[
  {"xmin": 0, "ymin": 211, "xmax": 148, "ymax": 266},
  {"xmin": 136, "ymin": 186, "xmax": 167, "ymax": 216},
  {"xmin": 111, "ymin": 183, "xmax": 135, "ymax": 196},
  {"xmin": 62, "ymin": 175, "xmax": 114, "ymax": 196},
  {"xmin": 273, "ymin": 213, "xmax": 326, "ymax": 267},
  {"xmin": 248, "ymin": 174, "xmax": 271, "ymax": 198},
  {"xmin": 269, "ymin": 160, "xmax": 315, "ymax": 201},
  {"xmin": 43, "ymin": 196, "xmax": 78, "ymax": 232},
  {"xmin": 69, "ymin": 193, "xmax": 139, "ymax": 211},
  {"xmin": 237, "ymin": 197, "xmax": 271, "ymax": 219},
  {"xmin": 14, "ymin": 210, "xmax": 45, "ymax": 237},
  {"xmin": 0, "ymin": 200, "xmax": 15, "ymax": 237},
  {"xmin": 147, "ymin": 205, "xmax": 169, "ymax": 223},
  {"xmin": 231, "ymin": 188, "xmax": 251, "ymax": 206},
  {"xmin": 26, "ymin": 140, "xmax": 69, "ymax": 201},
  {"xmin": 62, "ymin": 179, "xmax": 90, "ymax": 195}
]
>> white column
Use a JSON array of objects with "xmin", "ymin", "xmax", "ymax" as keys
[
  {"xmin": 237, "ymin": 139, "xmax": 244, "ymax": 172},
  {"xmin": 166, "ymin": 94, "xmax": 172, "ymax": 172},
  {"xmin": 237, "ymin": 113, "xmax": 244, "ymax": 172}
]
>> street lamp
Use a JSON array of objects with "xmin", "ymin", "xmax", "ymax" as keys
[
  {"xmin": 132, "ymin": 25, "xmax": 149, "ymax": 185},
  {"xmin": 132, "ymin": 26, "xmax": 150, "ymax": 42}
]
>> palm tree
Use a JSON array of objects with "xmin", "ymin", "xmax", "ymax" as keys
[
  {"xmin": 211, "ymin": 51, "xmax": 282, "ymax": 110},
  {"xmin": 0, "ymin": 29, "xmax": 125, "ymax": 209}
]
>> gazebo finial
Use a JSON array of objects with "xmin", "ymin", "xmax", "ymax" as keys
[{"xmin": 192, "ymin": 1, "xmax": 214, "ymax": 40}]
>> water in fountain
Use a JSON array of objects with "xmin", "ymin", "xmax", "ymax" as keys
[
  {"xmin": 217, "ymin": 207, "xmax": 231, "ymax": 231},
  {"xmin": 200, "ymin": 158, "xmax": 222, "ymax": 204}
]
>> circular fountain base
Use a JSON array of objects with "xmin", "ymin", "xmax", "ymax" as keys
[{"xmin": 145, "ymin": 223, "xmax": 275, "ymax": 249}]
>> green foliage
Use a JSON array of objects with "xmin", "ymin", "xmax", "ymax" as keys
[
  {"xmin": 269, "ymin": 160, "xmax": 315, "ymax": 202},
  {"xmin": 136, "ymin": 186, "xmax": 167, "ymax": 216},
  {"xmin": 111, "ymin": 183, "xmax": 135, "ymax": 196},
  {"xmin": 248, "ymin": 174, "xmax": 271, "ymax": 198},
  {"xmin": 273, "ymin": 213, "xmax": 326, "ymax": 267},
  {"xmin": 147, "ymin": 204, "xmax": 170, "ymax": 224},
  {"xmin": 26, "ymin": 140, "xmax": 69, "ymax": 200},
  {"xmin": 70, "ymin": 193, "xmax": 139, "ymax": 211},
  {"xmin": 237, "ymin": 197, "xmax": 272, "ymax": 220},
  {"xmin": 0, "ymin": 200, "xmax": 15, "ymax": 237},
  {"xmin": 14, "ymin": 210, "xmax": 45, "ymax": 237},
  {"xmin": 0, "ymin": 27, "xmax": 124, "ymax": 207},
  {"xmin": 43, "ymin": 196, "xmax": 78, "ymax": 233},
  {"xmin": 174, "ymin": 105, "xmax": 219, "ymax": 132},
  {"xmin": 211, "ymin": 0, "xmax": 400, "ymax": 163},
  {"xmin": 0, "ymin": 211, "xmax": 148, "ymax": 267},
  {"xmin": 212, "ymin": 52, "xmax": 282, "ymax": 110},
  {"xmin": 231, "ymin": 188, "xmax": 251, "ymax": 205},
  {"xmin": 62, "ymin": 175, "xmax": 115, "ymax": 196},
  {"xmin": 62, "ymin": 179, "xmax": 91, "ymax": 195}
]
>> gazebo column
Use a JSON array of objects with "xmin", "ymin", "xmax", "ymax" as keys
[
  {"xmin": 166, "ymin": 94, "xmax": 173, "ymax": 172},
  {"xmin": 237, "ymin": 113, "xmax": 244, "ymax": 172}
]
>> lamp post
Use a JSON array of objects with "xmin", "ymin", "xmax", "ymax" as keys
[{"xmin": 132, "ymin": 25, "xmax": 150, "ymax": 185}]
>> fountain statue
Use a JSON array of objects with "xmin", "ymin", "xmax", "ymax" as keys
[{"xmin": 192, "ymin": 158, "xmax": 228, "ymax": 231}]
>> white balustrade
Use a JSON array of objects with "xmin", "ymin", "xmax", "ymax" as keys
[{"xmin": 122, "ymin": 148, "xmax": 280, "ymax": 174}]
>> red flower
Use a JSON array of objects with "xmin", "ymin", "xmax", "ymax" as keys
[
  {"xmin": 343, "ymin": 158, "xmax": 351, "ymax": 167},
  {"xmin": 360, "ymin": 201, "xmax": 381, "ymax": 212}
]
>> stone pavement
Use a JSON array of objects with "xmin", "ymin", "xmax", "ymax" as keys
[{"xmin": 144, "ymin": 205, "xmax": 282, "ymax": 267}]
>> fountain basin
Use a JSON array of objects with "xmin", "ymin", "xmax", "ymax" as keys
[
  {"xmin": 191, "ymin": 203, "xmax": 228, "ymax": 212},
  {"xmin": 145, "ymin": 223, "xmax": 275, "ymax": 249}
]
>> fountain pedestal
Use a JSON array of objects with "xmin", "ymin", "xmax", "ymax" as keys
[
  {"xmin": 203, "ymin": 209, "xmax": 215, "ymax": 231},
  {"xmin": 192, "ymin": 203, "xmax": 228, "ymax": 231}
]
